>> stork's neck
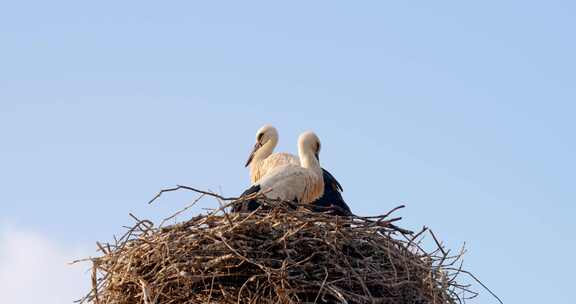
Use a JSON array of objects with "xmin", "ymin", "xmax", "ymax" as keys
[
  {"xmin": 299, "ymin": 148, "xmax": 321, "ymax": 172},
  {"xmin": 252, "ymin": 138, "xmax": 277, "ymax": 165}
]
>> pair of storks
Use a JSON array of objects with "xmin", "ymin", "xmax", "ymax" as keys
[{"xmin": 233, "ymin": 125, "xmax": 351, "ymax": 216}]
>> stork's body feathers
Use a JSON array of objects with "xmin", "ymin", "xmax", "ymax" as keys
[
  {"xmin": 257, "ymin": 163, "xmax": 324, "ymax": 203},
  {"xmin": 236, "ymin": 167, "xmax": 350, "ymax": 215},
  {"xmin": 249, "ymin": 152, "xmax": 298, "ymax": 184}
]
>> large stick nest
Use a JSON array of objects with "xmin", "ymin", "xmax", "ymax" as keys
[{"xmin": 77, "ymin": 189, "xmax": 479, "ymax": 304}]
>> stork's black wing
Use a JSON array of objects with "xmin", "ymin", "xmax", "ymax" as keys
[
  {"xmin": 322, "ymin": 168, "xmax": 343, "ymax": 192},
  {"xmin": 312, "ymin": 168, "xmax": 352, "ymax": 216}
]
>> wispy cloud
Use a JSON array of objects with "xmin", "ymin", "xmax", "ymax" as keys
[{"xmin": 0, "ymin": 225, "xmax": 91, "ymax": 303}]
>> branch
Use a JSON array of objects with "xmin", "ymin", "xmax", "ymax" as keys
[{"xmin": 148, "ymin": 185, "xmax": 238, "ymax": 204}]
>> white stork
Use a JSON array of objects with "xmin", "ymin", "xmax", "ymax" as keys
[{"xmin": 245, "ymin": 124, "xmax": 299, "ymax": 184}]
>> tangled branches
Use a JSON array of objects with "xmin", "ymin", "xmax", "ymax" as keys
[{"xmin": 74, "ymin": 187, "xmax": 490, "ymax": 304}]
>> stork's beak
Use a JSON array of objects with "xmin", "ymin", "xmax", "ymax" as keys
[{"xmin": 245, "ymin": 141, "xmax": 262, "ymax": 167}]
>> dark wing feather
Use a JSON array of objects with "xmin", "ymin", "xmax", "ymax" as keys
[
  {"xmin": 322, "ymin": 168, "xmax": 343, "ymax": 192},
  {"xmin": 312, "ymin": 168, "xmax": 352, "ymax": 216}
]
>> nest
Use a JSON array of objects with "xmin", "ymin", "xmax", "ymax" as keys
[{"xmin": 76, "ymin": 187, "xmax": 481, "ymax": 304}]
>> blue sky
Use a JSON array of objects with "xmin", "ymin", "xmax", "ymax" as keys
[{"xmin": 1, "ymin": 1, "xmax": 574, "ymax": 303}]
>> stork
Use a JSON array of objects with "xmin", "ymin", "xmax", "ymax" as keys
[
  {"xmin": 235, "ymin": 129, "xmax": 351, "ymax": 215},
  {"xmin": 245, "ymin": 125, "xmax": 299, "ymax": 184}
]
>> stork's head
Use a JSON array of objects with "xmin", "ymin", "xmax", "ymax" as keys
[
  {"xmin": 245, "ymin": 124, "xmax": 279, "ymax": 167},
  {"xmin": 298, "ymin": 131, "xmax": 321, "ymax": 162}
]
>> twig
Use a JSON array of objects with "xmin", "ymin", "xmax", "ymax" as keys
[
  {"xmin": 148, "ymin": 185, "xmax": 238, "ymax": 204},
  {"xmin": 456, "ymin": 270, "xmax": 504, "ymax": 304},
  {"xmin": 159, "ymin": 194, "xmax": 205, "ymax": 227},
  {"xmin": 429, "ymin": 229, "xmax": 446, "ymax": 256}
]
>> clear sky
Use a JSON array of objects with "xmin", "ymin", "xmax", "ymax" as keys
[{"xmin": 1, "ymin": 1, "xmax": 574, "ymax": 303}]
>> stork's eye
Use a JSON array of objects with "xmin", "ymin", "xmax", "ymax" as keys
[
  {"xmin": 257, "ymin": 133, "xmax": 264, "ymax": 141},
  {"xmin": 316, "ymin": 143, "xmax": 321, "ymax": 152}
]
